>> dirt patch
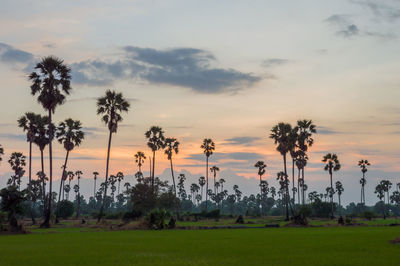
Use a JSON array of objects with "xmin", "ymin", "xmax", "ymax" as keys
[{"xmin": 390, "ymin": 237, "xmax": 400, "ymax": 244}]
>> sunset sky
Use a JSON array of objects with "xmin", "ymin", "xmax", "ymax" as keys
[{"xmin": 0, "ymin": 0, "xmax": 399, "ymax": 205}]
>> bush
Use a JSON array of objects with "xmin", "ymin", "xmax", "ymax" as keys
[
  {"xmin": 146, "ymin": 209, "xmax": 170, "ymax": 229},
  {"xmin": 199, "ymin": 209, "xmax": 220, "ymax": 219},
  {"xmin": 58, "ymin": 200, "xmax": 74, "ymax": 219},
  {"xmin": 235, "ymin": 215, "xmax": 244, "ymax": 224},
  {"xmin": 361, "ymin": 211, "xmax": 375, "ymax": 221},
  {"xmin": 105, "ymin": 212, "xmax": 123, "ymax": 220},
  {"xmin": 123, "ymin": 210, "xmax": 142, "ymax": 221}
]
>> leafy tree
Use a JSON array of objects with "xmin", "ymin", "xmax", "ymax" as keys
[
  {"xmin": 164, "ymin": 138, "xmax": 179, "ymax": 197},
  {"xmin": 145, "ymin": 126, "xmax": 165, "ymax": 189},
  {"xmin": 30, "ymin": 56, "xmax": 72, "ymax": 228},
  {"xmin": 116, "ymin": 171, "xmax": 124, "ymax": 195},
  {"xmin": 381, "ymin": 180, "xmax": 392, "ymax": 204},
  {"xmin": 322, "ymin": 153, "xmax": 340, "ymax": 219},
  {"xmin": 8, "ymin": 152, "xmax": 26, "ymax": 189},
  {"xmin": 55, "ymin": 118, "xmax": 84, "ymax": 222},
  {"xmin": 27, "ymin": 179, "xmax": 43, "ymax": 224},
  {"xmin": 58, "ymin": 200, "xmax": 74, "ymax": 219},
  {"xmin": 390, "ymin": 191, "xmax": 400, "ymax": 205},
  {"xmin": 0, "ymin": 186, "xmax": 26, "ymax": 231},
  {"xmin": 358, "ymin": 159, "xmax": 370, "ymax": 204},
  {"xmin": 201, "ymin": 138, "xmax": 215, "ymax": 211},
  {"xmin": 177, "ymin": 174, "xmax": 187, "ymax": 201},
  {"xmin": 96, "ymin": 90, "xmax": 130, "ymax": 221},
  {"xmin": 270, "ymin": 123, "xmax": 293, "ymax": 220}
]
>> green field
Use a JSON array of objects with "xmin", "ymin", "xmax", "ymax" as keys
[{"xmin": 1, "ymin": 225, "xmax": 400, "ymax": 265}]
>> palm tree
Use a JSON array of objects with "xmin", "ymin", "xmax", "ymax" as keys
[
  {"xmin": 96, "ymin": 90, "xmax": 130, "ymax": 222},
  {"xmin": 322, "ymin": 153, "xmax": 341, "ymax": 219},
  {"xmin": 145, "ymin": 126, "xmax": 165, "ymax": 189},
  {"xmin": 55, "ymin": 118, "xmax": 84, "ymax": 222},
  {"xmin": 295, "ymin": 150, "xmax": 308, "ymax": 204},
  {"xmin": 254, "ymin": 161, "xmax": 267, "ymax": 213},
  {"xmin": 116, "ymin": 172, "xmax": 124, "ymax": 195},
  {"xmin": 124, "ymin": 182, "xmax": 131, "ymax": 193},
  {"xmin": 164, "ymin": 137, "xmax": 179, "ymax": 197},
  {"xmin": 219, "ymin": 178, "xmax": 226, "ymax": 194},
  {"xmin": 33, "ymin": 115, "xmax": 51, "ymax": 181},
  {"xmin": 75, "ymin": 170, "xmax": 82, "ymax": 218},
  {"xmin": 93, "ymin": 172, "xmax": 99, "ymax": 197},
  {"xmin": 210, "ymin": 165, "xmax": 220, "ymax": 194},
  {"xmin": 198, "ymin": 176, "xmax": 206, "ymax": 202},
  {"xmin": 66, "ymin": 171, "xmax": 74, "ymax": 200},
  {"xmin": 270, "ymin": 122, "xmax": 293, "ymax": 220},
  {"xmin": 18, "ymin": 112, "xmax": 40, "ymax": 184},
  {"xmin": 201, "ymin": 138, "xmax": 215, "ymax": 211},
  {"xmin": 134, "ymin": 151, "xmax": 146, "ymax": 173},
  {"xmin": 29, "ymin": 56, "xmax": 72, "ymax": 228},
  {"xmin": 358, "ymin": 159, "xmax": 370, "ymax": 204},
  {"xmin": 381, "ymin": 180, "xmax": 392, "ymax": 205},
  {"xmin": 335, "ymin": 181, "xmax": 344, "ymax": 207}
]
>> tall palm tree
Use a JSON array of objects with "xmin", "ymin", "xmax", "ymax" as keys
[
  {"xmin": 134, "ymin": 151, "xmax": 146, "ymax": 173},
  {"xmin": 96, "ymin": 90, "xmax": 130, "ymax": 222},
  {"xmin": 322, "ymin": 153, "xmax": 341, "ymax": 219},
  {"xmin": 254, "ymin": 161, "xmax": 267, "ymax": 213},
  {"xmin": 335, "ymin": 181, "xmax": 344, "ymax": 207},
  {"xmin": 75, "ymin": 170, "xmax": 82, "ymax": 218},
  {"xmin": 66, "ymin": 171, "xmax": 74, "ymax": 200},
  {"xmin": 145, "ymin": 126, "xmax": 165, "ymax": 190},
  {"xmin": 219, "ymin": 178, "xmax": 226, "ymax": 193},
  {"xmin": 17, "ymin": 112, "xmax": 40, "ymax": 184},
  {"xmin": 93, "ymin": 172, "xmax": 99, "ymax": 197},
  {"xmin": 164, "ymin": 138, "xmax": 179, "ymax": 197},
  {"xmin": 210, "ymin": 165, "xmax": 220, "ymax": 194},
  {"xmin": 55, "ymin": 118, "xmax": 84, "ymax": 222},
  {"xmin": 29, "ymin": 56, "xmax": 71, "ymax": 228},
  {"xmin": 201, "ymin": 138, "xmax": 215, "ymax": 211},
  {"xmin": 33, "ymin": 115, "xmax": 51, "ymax": 180},
  {"xmin": 270, "ymin": 122, "xmax": 293, "ymax": 220},
  {"xmin": 358, "ymin": 159, "xmax": 370, "ymax": 204}
]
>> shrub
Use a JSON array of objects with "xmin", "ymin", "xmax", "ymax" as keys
[
  {"xmin": 146, "ymin": 209, "xmax": 170, "ymax": 229},
  {"xmin": 361, "ymin": 211, "xmax": 375, "ymax": 221},
  {"xmin": 58, "ymin": 200, "xmax": 74, "ymax": 219},
  {"xmin": 235, "ymin": 215, "xmax": 244, "ymax": 224},
  {"xmin": 123, "ymin": 210, "xmax": 142, "ymax": 221}
]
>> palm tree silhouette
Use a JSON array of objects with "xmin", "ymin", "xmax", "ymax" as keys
[
  {"xmin": 18, "ymin": 112, "xmax": 40, "ymax": 184},
  {"xmin": 322, "ymin": 153, "xmax": 341, "ymax": 219},
  {"xmin": 134, "ymin": 151, "xmax": 146, "ymax": 173},
  {"xmin": 75, "ymin": 170, "xmax": 83, "ymax": 218},
  {"xmin": 55, "ymin": 118, "xmax": 84, "ymax": 222},
  {"xmin": 0, "ymin": 144, "xmax": 3, "ymax": 162},
  {"xmin": 116, "ymin": 171, "xmax": 124, "ymax": 195},
  {"xmin": 145, "ymin": 126, "xmax": 165, "ymax": 190},
  {"xmin": 270, "ymin": 122, "xmax": 293, "ymax": 220},
  {"xmin": 358, "ymin": 159, "xmax": 370, "ymax": 204},
  {"xmin": 8, "ymin": 152, "xmax": 26, "ymax": 189},
  {"xmin": 210, "ymin": 165, "xmax": 220, "ymax": 194},
  {"xmin": 93, "ymin": 171, "xmax": 99, "ymax": 197},
  {"xmin": 164, "ymin": 137, "xmax": 180, "ymax": 197},
  {"xmin": 198, "ymin": 176, "xmax": 206, "ymax": 202},
  {"xmin": 29, "ymin": 56, "xmax": 71, "ymax": 228},
  {"xmin": 96, "ymin": 90, "xmax": 130, "ymax": 222},
  {"xmin": 219, "ymin": 178, "xmax": 226, "ymax": 194},
  {"xmin": 201, "ymin": 138, "xmax": 215, "ymax": 211},
  {"xmin": 295, "ymin": 150, "xmax": 308, "ymax": 204},
  {"xmin": 335, "ymin": 181, "xmax": 344, "ymax": 207},
  {"xmin": 33, "ymin": 115, "xmax": 51, "ymax": 182},
  {"xmin": 254, "ymin": 161, "xmax": 266, "ymax": 213}
]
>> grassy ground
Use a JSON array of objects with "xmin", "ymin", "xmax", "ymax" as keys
[{"xmin": 0, "ymin": 224, "xmax": 399, "ymax": 265}]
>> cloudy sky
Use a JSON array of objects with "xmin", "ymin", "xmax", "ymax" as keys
[{"xmin": 0, "ymin": 0, "xmax": 399, "ymax": 205}]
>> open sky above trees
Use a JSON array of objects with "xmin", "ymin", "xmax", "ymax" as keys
[{"xmin": 0, "ymin": 0, "xmax": 399, "ymax": 205}]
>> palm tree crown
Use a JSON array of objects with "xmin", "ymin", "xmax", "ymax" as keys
[
  {"xmin": 164, "ymin": 138, "xmax": 179, "ymax": 160},
  {"xmin": 56, "ymin": 119, "xmax": 84, "ymax": 151},
  {"xmin": 270, "ymin": 123, "xmax": 293, "ymax": 156},
  {"xmin": 97, "ymin": 90, "xmax": 130, "ymax": 132},
  {"xmin": 145, "ymin": 126, "xmax": 166, "ymax": 152},
  {"xmin": 201, "ymin": 138, "xmax": 215, "ymax": 157},
  {"xmin": 322, "ymin": 153, "xmax": 341, "ymax": 174}
]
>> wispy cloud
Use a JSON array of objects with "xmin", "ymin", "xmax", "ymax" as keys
[
  {"xmin": 224, "ymin": 136, "xmax": 261, "ymax": 146},
  {"xmin": 261, "ymin": 58, "xmax": 290, "ymax": 68}
]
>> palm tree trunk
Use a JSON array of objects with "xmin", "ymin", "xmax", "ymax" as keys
[
  {"xmin": 55, "ymin": 150, "xmax": 70, "ymax": 223},
  {"xmin": 330, "ymin": 172, "xmax": 334, "ymax": 219},
  {"xmin": 40, "ymin": 148, "xmax": 46, "ymax": 218},
  {"xmin": 302, "ymin": 168, "xmax": 305, "ymax": 205},
  {"xmin": 292, "ymin": 159, "xmax": 295, "ymax": 204},
  {"xmin": 205, "ymin": 156, "xmax": 209, "ymax": 211},
  {"xmin": 152, "ymin": 151, "xmax": 156, "ymax": 191},
  {"xmin": 77, "ymin": 177, "xmax": 81, "ymax": 218},
  {"xmin": 170, "ymin": 159, "xmax": 177, "ymax": 196},
  {"xmin": 213, "ymin": 172, "xmax": 216, "ymax": 194},
  {"xmin": 28, "ymin": 141, "xmax": 32, "ymax": 184},
  {"xmin": 297, "ymin": 169, "xmax": 300, "ymax": 204},
  {"xmin": 98, "ymin": 129, "xmax": 113, "ymax": 222},
  {"xmin": 41, "ymin": 110, "xmax": 53, "ymax": 228},
  {"xmin": 259, "ymin": 175, "xmax": 263, "ymax": 216},
  {"xmin": 283, "ymin": 154, "xmax": 289, "ymax": 221},
  {"xmin": 149, "ymin": 156, "xmax": 152, "ymax": 178},
  {"xmin": 94, "ymin": 179, "xmax": 96, "ymax": 198}
]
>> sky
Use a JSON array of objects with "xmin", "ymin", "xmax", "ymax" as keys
[{"xmin": 0, "ymin": 0, "xmax": 399, "ymax": 205}]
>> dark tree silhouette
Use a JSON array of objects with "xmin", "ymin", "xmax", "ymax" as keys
[
  {"xmin": 134, "ymin": 151, "xmax": 146, "ymax": 173},
  {"xmin": 145, "ymin": 126, "xmax": 165, "ymax": 190},
  {"xmin": 201, "ymin": 138, "xmax": 215, "ymax": 211},
  {"xmin": 96, "ymin": 90, "xmax": 130, "ymax": 222},
  {"xmin": 322, "ymin": 153, "xmax": 341, "ymax": 219},
  {"xmin": 29, "ymin": 56, "xmax": 71, "ymax": 228},
  {"xmin": 164, "ymin": 138, "xmax": 179, "ymax": 197},
  {"xmin": 210, "ymin": 165, "xmax": 220, "ymax": 194},
  {"xmin": 358, "ymin": 159, "xmax": 370, "ymax": 204}
]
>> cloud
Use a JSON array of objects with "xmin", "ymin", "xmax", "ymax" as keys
[
  {"xmin": 351, "ymin": 0, "xmax": 400, "ymax": 22},
  {"xmin": 73, "ymin": 46, "xmax": 261, "ymax": 94},
  {"xmin": 0, "ymin": 133, "xmax": 26, "ymax": 141},
  {"xmin": 324, "ymin": 15, "xmax": 360, "ymax": 38},
  {"xmin": 0, "ymin": 42, "xmax": 34, "ymax": 64},
  {"xmin": 261, "ymin": 58, "xmax": 290, "ymax": 68},
  {"xmin": 185, "ymin": 152, "xmax": 264, "ymax": 163},
  {"xmin": 317, "ymin": 126, "xmax": 341, "ymax": 135},
  {"xmin": 224, "ymin": 136, "xmax": 261, "ymax": 146}
]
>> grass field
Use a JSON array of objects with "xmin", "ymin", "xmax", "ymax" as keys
[{"xmin": 1, "ymin": 224, "xmax": 400, "ymax": 265}]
